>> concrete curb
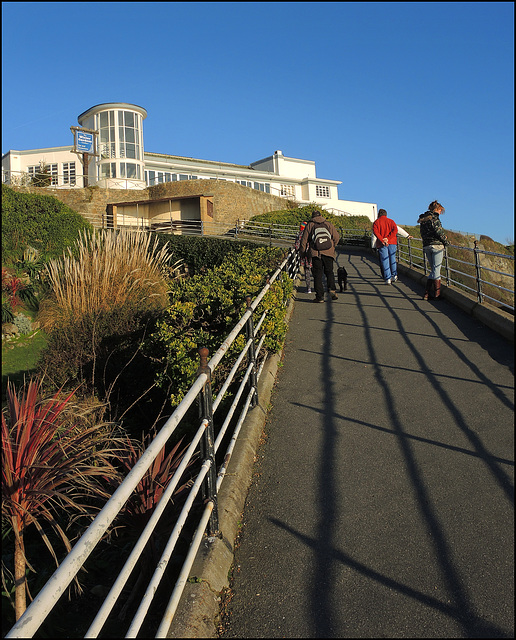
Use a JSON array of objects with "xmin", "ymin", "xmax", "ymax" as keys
[
  {"xmin": 397, "ymin": 263, "xmax": 514, "ymax": 343},
  {"xmin": 166, "ymin": 283, "xmax": 298, "ymax": 638}
]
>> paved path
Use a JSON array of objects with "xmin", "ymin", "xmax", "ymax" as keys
[{"xmin": 220, "ymin": 249, "xmax": 514, "ymax": 638}]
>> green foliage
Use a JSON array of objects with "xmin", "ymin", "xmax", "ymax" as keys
[
  {"xmin": 153, "ymin": 233, "xmax": 261, "ymax": 275},
  {"xmin": 145, "ymin": 245, "xmax": 292, "ymax": 406},
  {"xmin": 1, "ymin": 185, "xmax": 93, "ymax": 264},
  {"xmin": 13, "ymin": 313, "xmax": 32, "ymax": 336}
]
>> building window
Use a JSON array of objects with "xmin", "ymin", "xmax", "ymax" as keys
[
  {"xmin": 316, "ymin": 185, "xmax": 330, "ymax": 198},
  {"xmin": 253, "ymin": 182, "xmax": 270, "ymax": 193},
  {"xmin": 120, "ymin": 163, "xmax": 139, "ymax": 179},
  {"xmin": 280, "ymin": 184, "xmax": 295, "ymax": 197},
  {"xmin": 100, "ymin": 163, "xmax": 116, "ymax": 179},
  {"xmin": 62, "ymin": 162, "xmax": 76, "ymax": 185},
  {"xmin": 118, "ymin": 110, "xmax": 141, "ymax": 160},
  {"xmin": 99, "ymin": 110, "xmax": 116, "ymax": 159}
]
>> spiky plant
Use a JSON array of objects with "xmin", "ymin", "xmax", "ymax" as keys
[
  {"xmin": 1, "ymin": 379, "xmax": 123, "ymax": 620},
  {"xmin": 38, "ymin": 229, "xmax": 175, "ymax": 333}
]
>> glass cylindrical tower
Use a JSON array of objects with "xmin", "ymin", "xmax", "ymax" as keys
[{"xmin": 77, "ymin": 103, "xmax": 147, "ymax": 189}]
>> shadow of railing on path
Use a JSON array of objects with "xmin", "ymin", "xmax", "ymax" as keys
[{"xmin": 277, "ymin": 250, "xmax": 513, "ymax": 638}]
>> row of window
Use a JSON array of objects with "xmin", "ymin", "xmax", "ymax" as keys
[
  {"xmin": 99, "ymin": 162, "xmax": 142, "ymax": 180},
  {"xmin": 145, "ymin": 171, "xmax": 274, "ymax": 193},
  {"xmin": 27, "ymin": 162, "xmax": 76, "ymax": 185},
  {"xmin": 23, "ymin": 162, "xmax": 332, "ymax": 197}
]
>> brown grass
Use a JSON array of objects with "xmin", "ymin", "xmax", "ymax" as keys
[{"xmin": 39, "ymin": 230, "xmax": 173, "ymax": 332}]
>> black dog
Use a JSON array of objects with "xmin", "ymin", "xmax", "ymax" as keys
[{"xmin": 337, "ymin": 266, "xmax": 348, "ymax": 292}]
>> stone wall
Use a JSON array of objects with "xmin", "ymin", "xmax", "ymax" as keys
[
  {"xmin": 7, "ymin": 180, "xmax": 290, "ymax": 228},
  {"xmin": 148, "ymin": 180, "xmax": 288, "ymax": 223}
]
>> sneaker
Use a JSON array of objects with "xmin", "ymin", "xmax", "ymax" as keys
[
  {"xmin": 313, "ymin": 297, "xmax": 324, "ymax": 303},
  {"xmin": 385, "ymin": 279, "xmax": 391, "ymax": 285},
  {"xmin": 393, "ymin": 276, "xmax": 398, "ymax": 282},
  {"xmin": 331, "ymin": 292, "xmax": 338, "ymax": 300},
  {"xmin": 307, "ymin": 288, "xmax": 312, "ymax": 293}
]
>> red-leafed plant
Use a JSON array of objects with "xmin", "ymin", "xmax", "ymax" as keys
[
  {"xmin": 117, "ymin": 430, "xmax": 197, "ymax": 533},
  {"xmin": 110, "ymin": 431, "xmax": 198, "ymax": 619},
  {"xmin": 1, "ymin": 379, "xmax": 123, "ymax": 621}
]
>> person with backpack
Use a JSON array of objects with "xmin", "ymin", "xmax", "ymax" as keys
[{"xmin": 300, "ymin": 208, "xmax": 340, "ymax": 302}]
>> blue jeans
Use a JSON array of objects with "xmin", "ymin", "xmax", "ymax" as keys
[
  {"xmin": 423, "ymin": 245, "xmax": 444, "ymax": 279},
  {"xmin": 378, "ymin": 244, "xmax": 397, "ymax": 281}
]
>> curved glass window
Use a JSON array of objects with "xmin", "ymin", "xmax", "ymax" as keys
[
  {"xmin": 99, "ymin": 111, "xmax": 116, "ymax": 159},
  {"xmin": 119, "ymin": 110, "xmax": 141, "ymax": 160}
]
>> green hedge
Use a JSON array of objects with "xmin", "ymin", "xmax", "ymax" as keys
[
  {"xmin": 153, "ymin": 233, "xmax": 263, "ymax": 275},
  {"xmin": 1, "ymin": 185, "xmax": 93, "ymax": 262},
  {"xmin": 145, "ymin": 245, "xmax": 291, "ymax": 406}
]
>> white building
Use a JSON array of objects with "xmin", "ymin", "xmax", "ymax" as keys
[{"xmin": 2, "ymin": 102, "xmax": 377, "ymax": 221}]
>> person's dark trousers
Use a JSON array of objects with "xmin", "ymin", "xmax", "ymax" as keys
[{"xmin": 312, "ymin": 255, "xmax": 336, "ymax": 300}]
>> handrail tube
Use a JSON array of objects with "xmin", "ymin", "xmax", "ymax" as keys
[
  {"xmin": 245, "ymin": 298, "xmax": 258, "ymax": 408},
  {"xmin": 125, "ymin": 461, "xmax": 211, "ymax": 638},
  {"xmin": 155, "ymin": 502, "xmax": 215, "ymax": 638},
  {"xmin": 214, "ymin": 361, "xmax": 255, "ymax": 454},
  {"xmin": 5, "ymin": 375, "xmax": 208, "ymax": 638},
  {"xmin": 198, "ymin": 352, "xmax": 219, "ymax": 536},
  {"xmin": 216, "ymin": 388, "xmax": 256, "ymax": 491},
  {"xmin": 84, "ymin": 419, "xmax": 209, "ymax": 637},
  {"xmin": 212, "ymin": 338, "xmax": 252, "ymax": 413}
]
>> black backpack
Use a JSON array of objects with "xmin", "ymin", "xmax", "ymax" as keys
[{"xmin": 310, "ymin": 220, "xmax": 333, "ymax": 251}]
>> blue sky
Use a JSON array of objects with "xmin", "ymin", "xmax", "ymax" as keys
[{"xmin": 2, "ymin": 2, "xmax": 514, "ymax": 243}]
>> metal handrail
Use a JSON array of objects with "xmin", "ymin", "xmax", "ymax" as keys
[
  {"xmin": 395, "ymin": 237, "xmax": 514, "ymax": 311},
  {"xmin": 6, "ymin": 248, "xmax": 299, "ymax": 639}
]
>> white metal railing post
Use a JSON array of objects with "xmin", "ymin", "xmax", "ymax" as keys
[{"xmin": 245, "ymin": 296, "xmax": 259, "ymax": 408}]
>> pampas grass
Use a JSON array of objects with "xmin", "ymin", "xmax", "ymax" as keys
[{"xmin": 39, "ymin": 230, "xmax": 173, "ymax": 332}]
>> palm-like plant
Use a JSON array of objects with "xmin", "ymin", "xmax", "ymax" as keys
[
  {"xmin": 110, "ymin": 431, "xmax": 198, "ymax": 619},
  {"xmin": 1, "ymin": 379, "xmax": 122, "ymax": 620}
]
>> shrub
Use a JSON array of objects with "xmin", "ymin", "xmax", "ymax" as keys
[
  {"xmin": 146, "ymin": 245, "xmax": 292, "ymax": 406},
  {"xmin": 13, "ymin": 313, "xmax": 32, "ymax": 335},
  {"xmin": 1, "ymin": 185, "xmax": 93, "ymax": 264},
  {"xmin": 37, "ymin": 230, "xmax": 175, "ymax": 400},
  {"xmin": 153, "ymin": 233, "xmax": 261, "ymax": 275}
]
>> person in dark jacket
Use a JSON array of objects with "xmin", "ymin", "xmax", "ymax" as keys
[
  {"xmin": 417, "ymin": 200, "xmax": 448, "ymax": 300},
  {"xmin": 300, "ymin": 209, "xmax": 340, "ymax": 302}
]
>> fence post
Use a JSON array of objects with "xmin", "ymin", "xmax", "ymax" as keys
[
  {"xmin": 407, "ymin": 237, "xmax": 413, "ymax": 268},
  {"xmin": 269, "ymin": 225, "xmax": 272, "ymax": 248},
  {"xmin": 474, "ymin": 241, "xmax": 483, "ymax": 303},
  {"xmin": 423, "ymin": 246, "xmax": 428, "ymax": 275},
  {"xmin": 245, "ymin": 296, "xmax": 258, "ymax": 408},
  {"xmin": 197, "ymin": 347, "xmax": 219, "ymax": 535}
]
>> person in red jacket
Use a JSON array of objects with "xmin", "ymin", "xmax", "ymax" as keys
[{"xmin": 372, "ymin": 209, "xmax": 402, "ymax": 284}]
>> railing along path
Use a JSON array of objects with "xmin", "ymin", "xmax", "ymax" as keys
[{"xmin": 5, "ymin": 224, "xmax": 513, "ymax": 638}]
